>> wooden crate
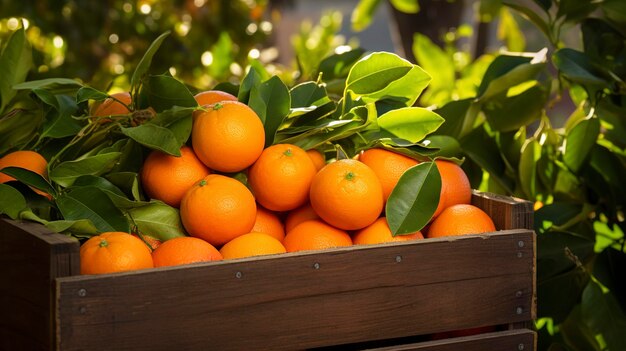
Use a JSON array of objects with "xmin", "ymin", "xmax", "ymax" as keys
[{"xmin": 0, "ymin": 191, "xmax": 536, "ymax": 351}]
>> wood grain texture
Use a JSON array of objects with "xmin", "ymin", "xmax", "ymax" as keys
[
  {"xmin": 472, "ymin": 190, "xmax": 534, "ymax": 231},
  {"xmin": 363, "ymin": 329, "xmax": 535, "ymax": 351},
  {"xmin": 57, "ymin": 229, "xmax": 534, "ymax": 351},
  {"xmin": 0, "ymin": 218, "xmax": 79, "ymax": 351}
]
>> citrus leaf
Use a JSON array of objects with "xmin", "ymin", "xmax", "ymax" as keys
[
  {"xmin": 390, "ymin": 0, "xmax": 419, "ymax": 13},
  {"xmin": 76, "ymin": 86, "xmax": 109, "ymax": 104},
  {"xmin": 49, "ymin": 152, "xmax": 121, "ymax": 187},
  {"xmin": 351, "ymin": 0, "xmax": 382, "ymax": 32},
  {"xmin": 502, "ymin": 1, "xmax": 551, "ymax": 39},
  {"xmin": 477, "ymin": 51, "xmax": 546, "ymax": 101},
  {"xmin": 238, "ymin": 66, "xmax": 262, "ymax": 103},
  {"xmin": 120, "ymin": 124, "xmax": 181, "ymax": 156},
  {"xmin": 519, "ymin": 138, "xmax": 540, "ymax": 199},
  {"xmin": 553, "ymin": 49, "xmax": 609, "ymax": 87},
  {"xmin": 483, "ymin": 83, "xmax": 547, "ymax": 132},
  {"xmin": 582, "ymin": 280, "xmax": 626, "ymax": 350},
  {"xmin": 72, "ymin": 175, "xmax": 146, "ymax": 209},
  {"xmin": 346, "ymin": 52, "xmax": 431, "ymax": 106},
  {"xmin": 56, "ymin": 186, "xmax": 129, "ymax": 233},
  {"xmin": 433, "ymin": 98, "xmax": 473, "ymax": 138},
  {"xmin": 128, "ymin": 201, "xmax": 187, "ymax": 241},
  {"xmin": 130, "ymin": 31, "xmax": 170, "ymax": 99},
  {"xmin": 377, "ymin": 107, "xmax": 444, "ymax": 143},
  {"xmin": 563, "ymin": 117, "xmax": 600, "ymax": 173},
  {"xmin": 0, "ymin": 26, "xmax": 32, "ymax": 112},
  {"xmin": 412, "ymin": 33, "xmax": 455, "ymax": 93},
  {"xmin": 0, "ymin": 167, "xmax": 57, "ymax": 196},
  {"xmin": 41, "ymin": 94, "xmax": 82, "ymax": 139},
  {"xmin": 316, "ymin": 48, "xmax": 366, "ymax": 81},
  {"xmin": 386, "ymin": 162, "xmax": 441, "ymax": 235},
  {"xmin": 290, "ymin": 81, "xmax": 330, "ymax": 108},
  {"xmin": 0, "ymin": 183, "xmax": 28, "ymax": 219},
  {"xmin": 106, "ymin": 172, "xmax": 142, "ymax": 201},
  {"xmin": 144, "ymin": 74, "xmax": 196, "ymax": 112},
  {"xmin": 43, "ymin": 218, "xmax": 99, "ymax": 237},
  {"xmin": 248, "ymin": 75, "xmax": 291, "ymax": 146},
  {"xmin": 13, "ymin": 78, "xmax": 82, "ymax": 91},
  {"xmin": 0, "ymin": 108, "xmax": 42, "ymax": 155}
]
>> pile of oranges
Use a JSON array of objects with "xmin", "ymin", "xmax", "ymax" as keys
[{"xmin": 0, "ymin": 91, "xmax": 496, "ymax": 275}]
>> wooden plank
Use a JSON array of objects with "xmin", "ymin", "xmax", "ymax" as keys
[
  {"xmin": 56, "ymin": 229, "xmax": 534, "ymax": 351},
  {"xmin": 0, "ymin": 218, "xmax": 79, "ymax": 351},
  {"xmin": 472, "ymin": 191, "xmax": 534, "ymax": 231},
  {"xmin": 363, "ymin": 329, "xmax": 536, "ymax": 351}
]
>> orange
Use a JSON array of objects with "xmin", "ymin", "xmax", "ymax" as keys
[
  {"xmin": 180, "ymin": 174, "xmax": 256, "ymax": 246},
  {"xmin": 80, "ymin": 232, "xmax": 154, "ymax": 274},
  {"xmin": 141, "ymin": 145, "xmax": 210, "ymax": 207},
  {"xmin": 132, "ymin": 233, "xmax": 162, "ymax": 251},
  {"xmin": 284, "ymin": 203, "xmax": 320, "ymax": 233},
  {"xmin": 432, "ymin": 160, "xmax": 472, "ymax": 218},
  {"xmin": 353, "ymin": 217, "xmax": 423, "ymax": 245},
  {"xmin": 220, "ymin": 232, "xmax": 286, "ymax": 260},
  {"xmin": 359, "ymin": 148, "xmax": 418, "ymax": 202},
  {"xmin": 191, "ymin": 101, "xmax": 265, "ymax": 173},
  {"xmin": 251, "ymin": 206, "xmax": 286, "ymax": 241},
  {"xmin": 151, "ymin": 237, "xmax": 222, "ymax": 267},
  {"xmin": 309, "ymin": 159, "xmax": 383, "ymax": 230},
  {"xmin": 427, "ymin": 204, "xmax": 496, "ymax": 238},
  {"xmin": 282, "ymin": 219, "xmax": 352, "ymax": 253},
  {"xmin": 193, "ymin": 90, "xmax": 238, "ymax": 120},
  {"xmin": 248, "ymin": 144, "xmax": 317, "ymax": 211},
  {"xmin": 0, "ymin": 150, "xmax": 48, "ymax": 184},
  {"xmin": 306, "ymin": 149, "xmax": 326, "ymax": 171},
  {"xmin": 91, "ymin": 92, "xmax": 132, "ymax": 119}
]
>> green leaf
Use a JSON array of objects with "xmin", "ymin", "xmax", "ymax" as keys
[
  {"xmin": 601, "ymin": 0, "xmax": 626, "ymax": 24},
  {"xmin": 483, "ymin": 83, "xmax": 547, "ymax": 132},
  {"xmin": 412, "ymin": 33, "xmax": 455, "ymax": 100},
  {"xmin": 56, "ymin": 186, "xmax": 129, "ymax": 233},
  {"xmin": 0, "ymin": 26, "xmax": 32, "ymax": 112},
  {"xmin": 538, "ymin": 267, "xmax": 590, "ymax": 322},
  {"xmin": 433, "ymin": 98, "xmax": 474, "ymax": 138},
  {"xmin": 0, "ymin": 167, "xmax": 56, "ymax": 197},
  {"xmin": 477, "ymin": 51, "xmax": 546, "ymax": 101},
  {"xmin": 502, "ymin": 1, "xmax": 551, "ymax": 40},
  {"xmin": 537, "ymin": 230, "xmax": 595, "ymax": 280},
  {"xmin": 461, "ymin": 125, "xmax": 514, "ymax": 193},
  {"xmin": 43, "ymin": 218, "xmax": 99, "ymax": 236},
  {"xmin": 386, "ymin": 162, "xmax": 441, "ymax": 235},
  {"xmin": 563, "ymin": 117, "xmax": 600, "ymax": 173},
  {"xmin": 238, "ymin": 66, "xmax": 262, "ymax": 103},
  {"xmin": 76, "ymin": 86, "xmax": 109, "ymax": 104},
  {"xmin": 72, "ymin": 175, "xmax": 145, "ymax": 209},
  {"xmin": 106, "ymin": 172, "xmax": 142, "ymax": 201},
  {"xmin": 130, "ymin": 31, "xmax": 171, "ymax": 99},
  {"xmin": 559, "ymin": 305, "xmax": 602, "ymax": 351},
  {"xmin": 557, "ymin": 0, "xmax": 599, "ymax": 23},
  {"xmin": 351, "ymin": 0, "xmax": 382, "ymax": 32},
  {"xmin": 290, "ymin": 81, "xmax": 331, "ymax": 108},
  {"xmin": 534, "ymin": 202, "xmax": 583, "ymax": 234},
  {"xmin": 582, "ymin": 280, "xmax": 626, "ymax": 350},
  {"xmin": 49, "ymin": 152, "xmax": 121, "ymax": 187},
  {"xmin": 31, "ymin": 88, "xmax": 59, "ymax": 110},
  {"xmin": 553, "ymin": 49, "xmax": 609, "ymax": 87},
  {"xmin": 209, "ymin": 32, "xmax": 234, "ymax": 79},
  {"xmin": 13, "ymin": 78, "xmax": 82, "ymax": 91},
  {"xmin": 247, "ymin": 76, "xmax": 291, "ymax": 146},
  {"xmin": 345, "ymin": 52, "xmax": 431, "ymax": 106},
  {"xmin": 41, "ymin": 94, "xmax": 83, "ymax": 139},
  {"xmin": 0, "ymin": 183, "xmax": 28, "ymax": 219},
  {"xmin": 128, "ymin": 201, "xmax": 187, "ymax": 241},
  {"xmin": 377, "ymin": 107, "xmax": 444, "ymax": 143},
  {"xmin": 120, "ymin": 124, "xmax": 181, "ymax": 156},
  {"xmin": 498, "ymin": 7, "xmax": 526, "ymax": 52},
  {"xmin": 519, "ymin": 138, "xmax": 540, "ymax": 200},
  {"xmin": 317, "ymin": 48, "xmax": 366, "ymax": 81},
  {"xmin": 390, "ymin": 0, "xmax": 419, "ymax": 13},
  {"xmin": 150, "ymin": 106, "xmax": 194, "ymax": 146},
  {"xmin": 144, "ymin": 74, "xmax": 197, "ymax": 112},
  {"xmin": 0, "ymin": 107, "xmax": 42, "ymax": 154}
]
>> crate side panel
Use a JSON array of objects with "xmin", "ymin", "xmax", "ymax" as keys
[
  {"xmin": 0, "ymin": 219, "xmax": 79, "ymax": 351},
  {"xmin": 57, "ymin": 230, "xmax": 534, "ymax": 351},
  {"xmin": 472, "ymin": 191, "xmax": 534, "ymax": 230},
  {"xmin": 368, "ymin": 329, "xmax": 536, "ymax": 351}
]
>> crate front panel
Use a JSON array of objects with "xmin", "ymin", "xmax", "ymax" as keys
[{"xmin": 56, "ymin": 229, "xmax": 534, "ymax": 351}]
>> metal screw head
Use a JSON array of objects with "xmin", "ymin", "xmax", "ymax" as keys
[
  {"xmin": 517, "ymin": 252, "xmax": 523, "ymax": 258},
  {"xmin": 518, "ymin": 343, "xmax": 525, "ymax": 350},
  {"xmin": 235, "ymin": 271, "xmax": 242, "ymax": 279},
  {"xmin": 516, "ymin": 306, "xmax": 524, "ymax": 315},
  {"xmin": 313, "ymin": 263, "xmax": 320, "ymax": 270},
  {"xmin": 79, "ymin": 306, "xmax": 86, "ymax": 314},
  {"xmin": 395, "ymin": 255, "xmax": 402, "ymax": 263},
  {"xmin": 518, "ymin": 240, "xmax": 525, "ymax": 248},
  {"xmin": 516, "ymin": 290, "xmax": 523, "ymax": 298},
  {"xmin": 78, "ymin": 288, "xmax": 87, "ymax": 297}
]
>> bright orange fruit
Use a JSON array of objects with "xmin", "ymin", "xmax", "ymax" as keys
[
  {"xmin": 251, "ymin": 206, "xmax": 286, "ymax": 242},
  {"xmin": 220, "ymin": 232, "xmax": 287, "ymax": 260},
  {"xmin": 0, "ymin": 150, "xmax": 48, "ymax": 184},
  {"xmin": 427, "ymin": 204, "xmax": 496, "ymax": 238},
  {"xmin": 91, "ymin": 92, "xmax": 132, "ymax": 121},
  {"xmin": 359, "ymin": 148, "xmax": 418, "ymax": 202},
  {"xmin": 353, "ymin": 217, "xmax": 423, "ymax": 245},
  {"xmin": 152, "ymin": 237, "xmax": 222, "ymax": 267},
  {"xmin": 432, "ymin": 160, "xmax": 472, "ymax": 218},
  {"xmin": 306, "ymin": 149, "xmax": 326, "ymax": 171},
  {"xmin": 284, "ymin": 203, "xmax": 320, "ymax": 233},
  {"xmin": 80, "ymin": 232, "xmax": 154, "ymax": 274},
  {"xmin": 193, "ymin": 90, "xmax": 238, "ymax": 120},
  {"xmin": 283, "ymin": 220, "xmax": 352, "ymax": 253}
]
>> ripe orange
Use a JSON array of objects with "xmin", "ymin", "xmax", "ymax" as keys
[
  {"xmin": 191, "ymin": 101, "xmax": 265, "ymax": 173},
  {"xmin": 180, "ymin": 174, "xmax": 256, "ymax": 246},
  {"xmin": 0, "ymin": 150, "xmax": 48, "ymax": 184},
  {"xmin": 220, "ymin": 232, "xmax": 286, "ymax": 260},
  {"xmin": 432, "ymin": 160, "xmax": 472, "ymax": 218},
  {"xmin": 306, "ymin": 149, "xmax": 326, "ymax": 171},
  {"xmin": 427, "ymin": 204, "xmax": 496, "ymax": 238},
  {"xmin": 251, "ymin": 206, "xmax": 286, "ymax": 242},
  {"xmin": 132, "ymin": 233, "xmax": 162, "ymax": 251},
  {"xmin": 359, "ymin": 148, "xmax": 418, "ymax": 202},
  {"xmin": 353, "ymin": 217, "xmax": 423, "ymax": 245},
  {"xmin": 248, "ymin": 144, "xmax": 317, "ymax": 211},
  {"xmin": 140, "ymin": 145, "xmax": 210, "ymax": 207},
  {"xmin": 80, "ymin": 232, "xmax": 154, "ymax": 274},
  {"xmin": 284, "ymin": 203, "xmax": 320, "ymax": 233},
  {"xmin": 283, "ymin": 220, "xmax": 352, "ymax": 253},
  {"xmin": 151, "ymin": 237, "xmax": 222, "ymax": 267},
  {"xmin": 309, "ymin": 159, "xmax": 383, "ymax": 230},
  {"xmin": 91, "ymin": 92, "xmax": 132, "ymax": 118},
  {"xmin": 193, "ymin": 90, "xmax": 238, "ymax": 120}
]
